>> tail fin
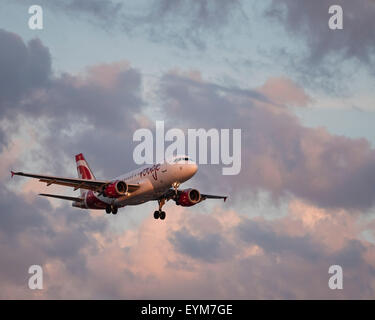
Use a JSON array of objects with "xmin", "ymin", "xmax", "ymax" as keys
[{"xmin": 75, "ymin": 153, "xmax": 96, "ymax": 181}]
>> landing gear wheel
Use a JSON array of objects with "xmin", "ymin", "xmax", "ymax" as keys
[
  {"xmin": 111, "ymin": 206, "xmax": 118, "ymax": 215},
  {"xmin": 105, "ymin": 206, "xmax": 111, "ymax": 214},
  {"xmin": 154, "ymin": 198, "xmax": 167, "ymax": 220},
  {"xmin": 159, "ymin": 211, "xmax": 166, "ymax": 220}
]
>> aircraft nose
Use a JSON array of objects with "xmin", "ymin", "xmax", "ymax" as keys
[
  {"xmin": 193, "ymin": 162, "xmax": 198, "ymax": 173},
  {"xmin": 189, "ymin": 162, "xmax": 198, "ymax": 176}
]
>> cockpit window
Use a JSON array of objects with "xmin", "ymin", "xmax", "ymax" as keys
[{"xmin": 174, "ymin": 157, "xmax": 190, "ymax": 162}]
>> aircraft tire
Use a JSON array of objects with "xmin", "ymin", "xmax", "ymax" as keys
[{"xmin": 160, "ymin": 211, "xmax": 166, "ymax": 220}]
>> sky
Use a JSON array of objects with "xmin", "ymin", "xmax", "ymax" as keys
[{"xmin": 1, "ymin": 0, "xmax": 375, "ymax": 299}]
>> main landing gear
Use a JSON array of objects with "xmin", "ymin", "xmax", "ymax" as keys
[
  {"xmin": 153, "ymin": 182, "xmax": 180, "ymax": 221},
  {"xmin": 153, "ymin": 210, "xmax": 166, "ymax": 220},
  {"xmin": 154, "ymin": 198, "xmax": 166, "ymax": 220},
  {"xmin": 105, "ymin": 205, "xmax": 118, "ymax": 215}
]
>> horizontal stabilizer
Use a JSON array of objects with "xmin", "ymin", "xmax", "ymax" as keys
[{"xmin": 39, "ymin": 193, "xmax": 83, "ymax": 202}]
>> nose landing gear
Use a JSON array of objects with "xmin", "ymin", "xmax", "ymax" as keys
[
  {"xmin": 105, "ymin": 205, "xmax": 118, "ymax": 215},
  {"xmin": 172, "ymin": 181, "xmax": 180, "ymax": 195}
]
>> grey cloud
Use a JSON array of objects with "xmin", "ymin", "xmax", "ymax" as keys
[
  {"xmin": 0, "ymin": 28, "xmax": 144, "ymax": 177},
  {"xmin": 170, "ymin": 227, "xmax": 235, "ymax": 263},
  {"xmin": 237, "ymin": 219, "xmax": 322, "ymax": 260},
  {"xmin": 18, "ymin": 68, "xmax": 142, "ymax": 131},
  {"xmin": 331, "ymin": 239, "xmax": 367, "ymax": 268},
  {"xmin": 32, "ymin": 66, "xmax": 143, "ymax": 177},
  {"xmin": 159, "ymin": 73, "xmax": 267, "ymax": 128},
  {"xmin": 266, "ymin": 0, "xmax": 375, "ymax": 67},
  {"xmin": 0, "ymin": 29, "xmax": 51, "ymax": 108},
  {"xmin": 0, "ymin": 186, "xmax": 49, "ymax": 236}
]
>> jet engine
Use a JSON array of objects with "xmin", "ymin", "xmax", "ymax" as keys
[
  {"xmin": 175, "ymin": 188, "xmax": 201, "ymax": 207},
  {"xmin": 103, "ymin": 181, "xmax": 127, "ymax": 198}
]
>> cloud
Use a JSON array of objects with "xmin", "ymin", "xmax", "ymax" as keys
[
  {"xmin": 0, "ymin": 179, "xmax": 108, "ymax": 298},
  {"xmin": 2, "ymin": 199, "xmax": 374, "ymax": 299},
  {"xmin": 1, "ymin": 29, "xmax": 375, "ymax": 299},
  {"xmin": 159, "ymin": 72, "xmax": 375, "ymax": 210},
  {"xmin": 0, "ymin": 29, "xmax": 51, "ymax": 114},
  {"xmin": 3, "ymin": 32, "xmax": 373, "ymax": 211},
  {"xmin": 258, "ymin": 77, "xmax": 311, "ymax": 107},
  {"xmin": 12, "ymin": 0, "xmax": 246, "ymax": 49},
  {"xmin": 0, "ymin": 28, "xmax": 145, "ymax": 178},
  {"xmin": 237, "ymin": 219, "xmax": 322, "ymax": 261},
  {"xmin": 170, "ymin": 227, "xmax": 235, "ymax": 263},
  {"xmin": 266, "ymin": 0, "xmax": 375, "ymax": 67},
  {"xmin": 147, "ymin": 0, "xmax": 246, "ymax": 48}
]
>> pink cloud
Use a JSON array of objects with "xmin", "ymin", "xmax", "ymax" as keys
[{"xmin": 258, "ymin": 76, "xmax": 312, "ymax": 107}]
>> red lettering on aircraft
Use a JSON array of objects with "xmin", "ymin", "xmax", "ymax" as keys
[{"xmin": 139, "ymin": 164, "xmax": 161, "ymax": 181}]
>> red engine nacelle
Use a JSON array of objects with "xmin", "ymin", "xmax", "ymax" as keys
[
  {"xmin": 103, "ymin": 180, "xmax": 128, "ymax": 198},
  {"xmin": 175, "ymin": 188, "xmax": 201, "ymax": 207}
]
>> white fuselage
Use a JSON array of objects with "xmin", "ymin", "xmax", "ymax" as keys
[{"xmin": 83, "ymin": 158, "xmax": 198, "ymax": 209}]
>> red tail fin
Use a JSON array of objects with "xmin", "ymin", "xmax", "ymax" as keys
[{"xmin": 75, "ymin": 153, "xmax": 96, "ymax": 181}]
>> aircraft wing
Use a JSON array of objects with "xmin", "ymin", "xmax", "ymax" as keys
[
  {"xmin": 200, "ymin": 194, "xmax": 227, "ymax": 202},
  {"xmin": 11, "ymin": 171, "xmax": 140, "ymax": 193},
  {"xmin": 160, "ymin": 189, "xmax": 227, "ymax": 202}
]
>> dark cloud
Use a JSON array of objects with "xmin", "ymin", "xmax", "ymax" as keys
[
  {"xmin": 0, "ymin": 186, "xmax": 49, "ymax": 236},
  {"xmin": 16, "ymin": 67, "xmax": 142, "ymax": 131},
  {"xmin": 0, "ymin": 28, "xmax": 144, "ymax": 177},
  {"xmin": 0, "ymin": 29, "xmax": 50, "ymax": 151},
  {"xmin": 170, "ymin": 227, "xmax": 235, "ymax": 263},
  {"xmin": 266, "ymin": 0, "xmax": 375, "ymax": 67},
  {"xmin": 331, "ymin": 239, "xmax": 367, "ymax": 268},
  {"xmin": 237, "ymin": 219, "xmax": 322, "ymax": 260},
  {"xmin": 0, "ymin": 29, "xmax": 51, "ymax": 108}
]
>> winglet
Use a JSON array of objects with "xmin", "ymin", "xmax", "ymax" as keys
[
  {"xmin": 224, "ymin": 196, "xmax": 228, "ymax": 202},
  {"xmin": 10, "ymin": 170, "xmax": 15, "ymax": 178}
]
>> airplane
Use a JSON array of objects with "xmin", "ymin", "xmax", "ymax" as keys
[{"xmin": 11, "ymin": 153, "xmax": 227, "ymax": 220}]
